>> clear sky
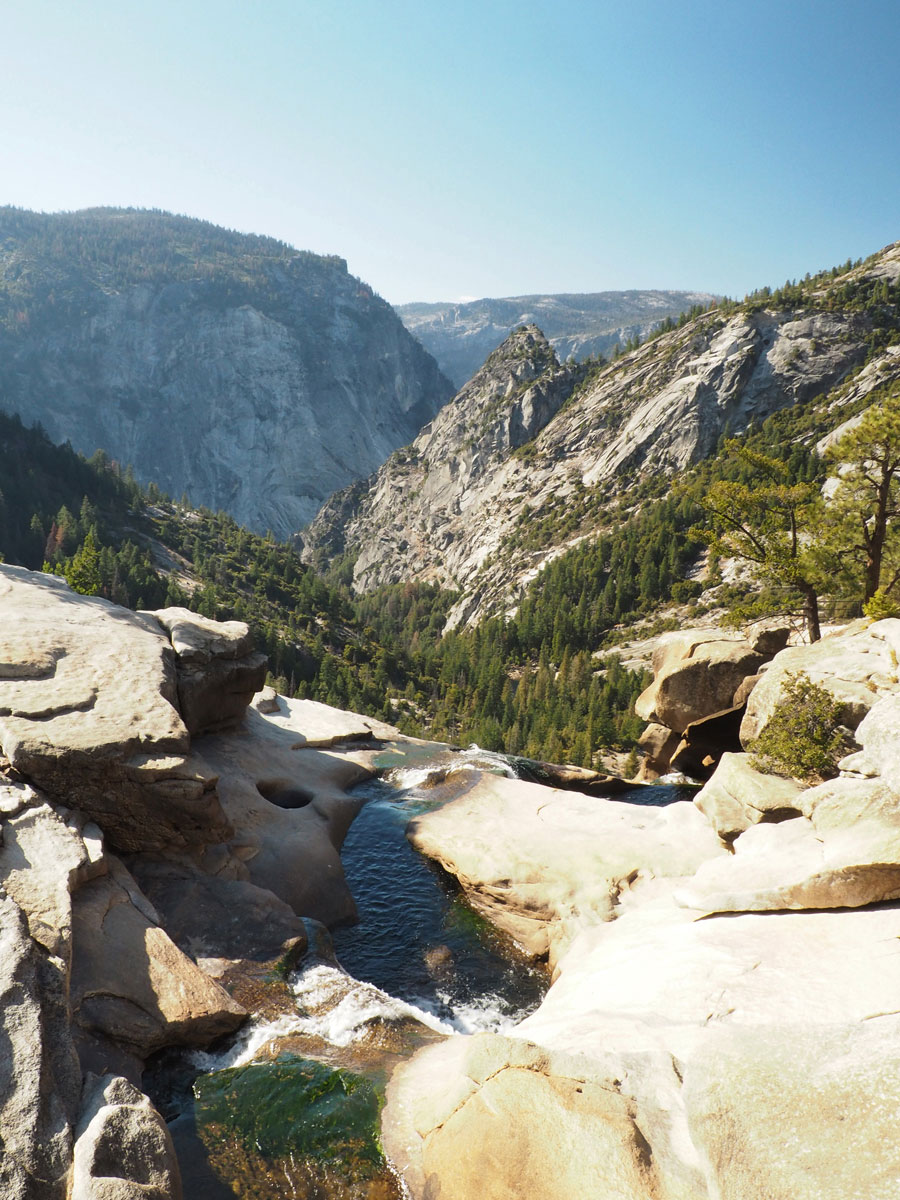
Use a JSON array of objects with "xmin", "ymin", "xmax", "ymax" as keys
[{"xmin": 2, "ymin": 0, "xmax": 898, "ymax": 304}]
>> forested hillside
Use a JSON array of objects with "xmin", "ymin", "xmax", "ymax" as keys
[{"xmin": 4, "ymin": 242, "xmax": 900, "ymax": 770}]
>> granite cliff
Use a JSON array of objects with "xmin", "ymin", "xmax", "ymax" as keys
[
  {"xmin": 305, "ymin": 244, "xmax": 900, "ymax": 627},
  {"xmin": 0, "ymin": 208, "xmax": 452, "ymax": 538}
]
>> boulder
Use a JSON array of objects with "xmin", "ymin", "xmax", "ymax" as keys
[
  {"xmin": 0, "ymin": 566, "xmax": 232, "ymax": 852},
  {"xmin": 70, "ymin": 861, "xmax": 246, "ymax": 1071},
  {"xmin": 196, "ymin": 706, "xmax": 375, "ymax": 926},
  {"xmin": 145, "ymin": 607, "xmax": 268, "ymax": 736},
  {"xmin": 0, "ymin": 891, "xmax": 81, "ymax": 1199},
  {"xmin": 635, "ymin": 722, "xmax": 681, "ymax": 780},
  {"xmin": 741, "ymin": 618, "xmax": 900, "ymax": 745},
  {"xmin": 126, "ymin": 856, "xmax": 308, "ymax": 964},
  {"xmin": 693, "ymin": 752, "xmax": 805, "ymax": 838},
  {"xmin": 383, "ymin": 1033, "xmax": 661, "ymax": 1200},
  {"xmin": 0, "ymin": 796, "xmax": 106, "ymax": 962},
  {"xmin": 406, "ymin": 771, "xmax": 726, "ymax": 963},
  {"xmin": 72, "ymin": 1074, "xmax": 182, "ymax": 1200},
  {"xmin": 675, "ymin": 814, "xmax": 900, "ymax": 913},
  {"xmin": 669, "ymin": 704, "xmax": 744, "ymax": 780},
  {"xmin": 635, "ymin": 631, "xmax": 767, "ymax": 734}
]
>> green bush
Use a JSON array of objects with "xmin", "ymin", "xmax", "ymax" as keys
[
  {"xmin": 863, "ymin": 588, "xmax": 900, "ymax": 620},
  {"xmin": 750, "ymin": 672, "xmax": 849, "ymax": 782}
]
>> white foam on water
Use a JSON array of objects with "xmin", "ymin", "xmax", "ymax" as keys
[
  {"xmin": 385, "ymin": 744, "xmax": 518, "ymax": 792},
  {"xmin": 289, "ymin": 963, "xmax": 455, "ymax": 1046},
  {"xmin": 189, "ymin": 1012, "xmax": 315, "ymax": 1073},
  {"xmin": 431, "ymin": 989, "xmax": 523, "ymax": 1035}
]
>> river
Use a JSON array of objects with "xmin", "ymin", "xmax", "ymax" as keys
[{"xmin": 155, "ymin": 747, "xmax": 691, "ymax": 1198}]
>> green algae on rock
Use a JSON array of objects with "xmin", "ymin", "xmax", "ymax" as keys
[{"xmin": 192, "ymin": 1055, "xmax": 396, "ymax": 1198}]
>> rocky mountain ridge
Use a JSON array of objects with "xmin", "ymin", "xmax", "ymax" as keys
[
  {"xmin": 397, "ymin": 289, "xmax": 718, "ymax": 387},
  {"xmin": 305, "ymin": 244, "xmax": 900, "ymax": 628},
  {"xmin": 0, "ymin": 208, "xmax": 452, "ymax": 538}
]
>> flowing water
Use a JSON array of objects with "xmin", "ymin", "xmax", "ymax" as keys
[{"xmin": 160, "ymin": 746, "xmax": 692, "ymax": 1198}]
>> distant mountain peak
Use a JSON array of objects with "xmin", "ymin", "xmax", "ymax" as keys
[{"xmin": 397, "ymin": 289, "xmax": 718, "ymax": 387}]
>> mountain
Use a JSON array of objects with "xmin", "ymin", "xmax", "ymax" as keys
[
  {"xmin": 304, "ymin": 244, "xmax": 900, "ymax": 631},
  {"xmin": 397, "ymin": 289, "xmax": 718, "ymax": 387},
  {"xmin": 0, "ymin": 207, "xmax": 453, "ymax": 538}
]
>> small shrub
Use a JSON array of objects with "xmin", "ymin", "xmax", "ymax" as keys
[
  {"xmin": 750, "ymin": 672, "xmax": 849, "ymax": 782},
  {"xmin": 863, "ymin": 589, "xmax": 900, "ymax": 621}
]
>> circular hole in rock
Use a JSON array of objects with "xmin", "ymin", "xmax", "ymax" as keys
[{"xmin": 257, "ymin": 779, "xmax": 315, "ymax": 809}]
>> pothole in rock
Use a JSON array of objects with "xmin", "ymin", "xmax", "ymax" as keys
[{"xmin": 256, "ymin": 779, "xmax": 315, "ymax": 809}]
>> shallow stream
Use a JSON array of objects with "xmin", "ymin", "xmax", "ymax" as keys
[{"xmin": 158, "ymin": 746, "xmax": 690, "ymax": 1198}]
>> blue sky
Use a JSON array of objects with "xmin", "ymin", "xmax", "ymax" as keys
[{"xmin": 2, "ymin": 0, "xmax": 898, "ymax": 303}]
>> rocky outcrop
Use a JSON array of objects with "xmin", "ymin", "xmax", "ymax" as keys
[
  {"xmin": 407, "ymin": 769, "xmax": 725, "ymax": 966},
  {"xmin": 386, "ymin": 615, "xmax": 900, "ymax": 1199},
  {"xmin": 307, "ymin": 248, "xmax": 900, "ymax": 626},
  {"xmin": 740, "ymin": 617, "xmax": 900, "ymax": 743},
  {"xmin": 0, "ymin": 564, "xmax": 405, "ymax": 1197},
  {"xmin": 634, "ymin": 629, "xmax": 774, "ymax": 733},
  {"xmin": 633, "ymin": 625, "xmax": 789, "ymax": 779},
  {"xmin": 0, "ymin": 207, "xmax": 453, "ymax": 537},
  {"xmin": 145, "ymin": 607, "xmax": 268, "ymax": 736},
  {"xmin": 0, "ymin": 565, "xmax": 231, "ymax": 852},
  {"xmin": 397, "ymin": 288, "xmax": 718, "ymax": 388}
]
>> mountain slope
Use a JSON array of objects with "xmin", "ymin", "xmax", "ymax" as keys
[
  {"xmin": 0, "ymin": 208, "xmax": 453, "ymax": 538},
  {"xmin": 397, "ymin": 289, "xmax": 718, "ymax": 387},
  {"xmin": 304, "ymin": 244, "xmax": 900, "ymax": 628}
]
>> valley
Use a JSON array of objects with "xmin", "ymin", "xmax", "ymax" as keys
[{"xmin": 2, "ymin": 219, "xmax": 900, "ymax": 1200}]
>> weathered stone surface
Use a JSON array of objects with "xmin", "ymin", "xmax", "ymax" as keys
[
  {"xmin": 387, "ymin": 896, "xmax": 900, "ymax": 1200},
  {"xmin": 741, "ymin": 618, "xmax": 900, "ymax": 744},
  {"xmin": 196, "ymin": 703, "xmax": 398, "ymax": 925},
  {"xmin": 0, "ymin": 798, "xmax": 106, "ymax": 962},
  {"xmin": 0, "ymin": 891, "xmax": 81, "ymax": 1199},
  {"xmin": 675, "ymin": 814, "xmax": 900, "ymax": 913},
  {"xmin": 127, "ymin": 856, "xmax": 307, "ymax": 963},
  {"xmin": 255, "ymin": 694, "xmax": 398, "ymax": 748},
  {"xmin": 72, "ymin": 1074, "xmax": 182, "ymax": 1200},
  {"xmin": 693, "ymin": 751, "xmax": 805, "ymax": 838},
  {"xmin": 838, "ymin": 691, "xmax": 900, "ymax": 778},
  {"xmin": 635, "ymin": 631, "xmax": 766, "ymax": 734},
  {"xmin": 0, "ymin": 566, "xmax": 232, "ymax": 851},
  {"xmin": 407, "ymin": 771, "xmax": 725, "ymax": 963},
  {"xmin": 635, "ymin": 722, "xmax": 681, "ymax": 780},
  {"xmin": 70, "ymin": 862, "xmax": 246, "ymax": 1066},
  {"xmin": 383, "ymin": 1033, "xmax": 661, "ymax": 1200},
  {"xmin": 146, "ymin": 608, "xmax": 268, "ymax": 736}
]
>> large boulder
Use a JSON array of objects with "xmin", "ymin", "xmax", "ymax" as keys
[
  {"xmin": 635, "ymin": 631, "xmax": 769, "ymax": 734},
  {"xmin": 693, "ymin": 751, "xmax": 805, "ymax": 838},
  {"xmin": 144, "ymin": 607, "xmax": 268, "ymax": 737},
  {"xmin": 0, "ymin": 566, "xmax": 232, "ymax": 851},
  {"xmin": 741, "ymin": 618, "xmax": 900, "ymax": 745},
  {"xmin": 385, "ymin": 897, "xmax": 900, "ymax": 1200},
  {"xmin": 0, "ymin": 891, "xmax": 82, "ymax": 1199},
  {"xmin": 70, "ymin": 860, "xmax": 246, "ymax": 1074},
  {"xmin": 383, "ymin": 1033, "xmax": 661, "ymax": 1200},
  {"xmin": 0, "ymin": 787, "xmax": 105, "ymax": 963},
  {"xmin": 71, "ymin": 1074, "xmax": 182, "ymax": 1200}
]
